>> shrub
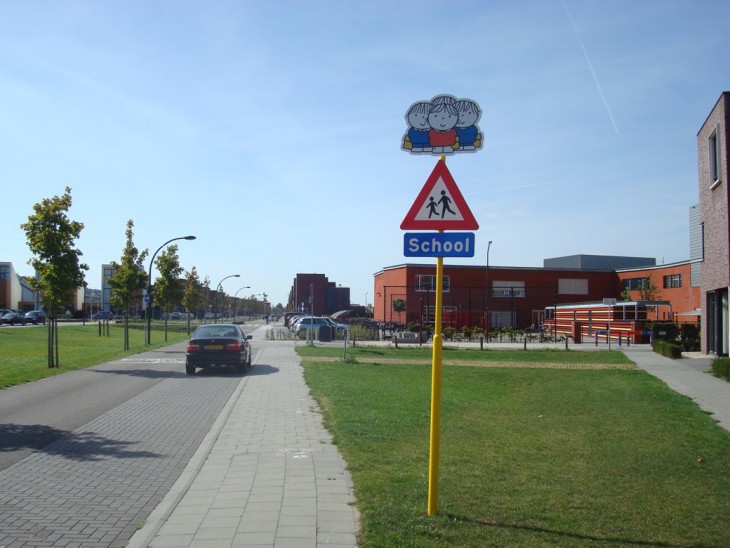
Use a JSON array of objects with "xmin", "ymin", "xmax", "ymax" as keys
[
  {"xmin": 711, "ymin": 358, "xmax": 730, "ymax": 382},
  {"xmin": 646, "ymin": 321, "xmax": 680, "ymax": 342},
  {"xmin": 679, "ymin": 323, "xmax": 701, "ymax": 351},
  {"xmin": 652, "ymin": 339, "xmax": 682, "ymax": 359}
]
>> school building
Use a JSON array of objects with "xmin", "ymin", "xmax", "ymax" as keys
[{"xmin": 373, "ymin": 256, "xmax": 699, "ymax": 336}]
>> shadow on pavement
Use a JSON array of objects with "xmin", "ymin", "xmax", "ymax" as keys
[
  {"xmin": 0, "ymin": 423, "xmax": 162, "ymax": 461},
  {"xmin": 91, "ymin": 368, "xmax": 188, "ymax": 379}
]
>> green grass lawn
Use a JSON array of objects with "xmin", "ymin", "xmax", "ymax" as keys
[
  {"xmin": 0, "ymin": 324, "xmax": 190, "ymax": 389},
  {"xmin": 299, "ymin": 346, "xmax": 730, "ymax": 547}
]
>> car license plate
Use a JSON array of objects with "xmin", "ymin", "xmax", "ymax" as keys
[{"xmin": 205, "ymin": 344, "xmax": 224, "ymax": 350}]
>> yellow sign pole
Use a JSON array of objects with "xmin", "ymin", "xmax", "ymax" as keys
[{"xmin": 427, "ymin": 253, "xmax": 444, "ymax": 515}]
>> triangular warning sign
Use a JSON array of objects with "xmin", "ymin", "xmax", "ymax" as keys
[{"xmin": 400, "ymin": 159, "xmax": 479, "ymax": 230}]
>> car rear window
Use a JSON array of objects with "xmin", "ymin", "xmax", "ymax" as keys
[{"xmin": 194, "ymin": 326, "xmax": 238, "ymax": 338}]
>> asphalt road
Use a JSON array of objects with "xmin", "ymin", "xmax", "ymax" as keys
[{"xmin": 0, "ymin": 322, "xmax": 259, "ymax": 471}]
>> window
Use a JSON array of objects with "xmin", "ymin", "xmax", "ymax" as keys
[
  {"xmin": 558, "ymin": 278, "xmax": 588, "ymax": 295},
  {"xmin": 0, "ymin": 265, "xmax": 8, "ymax": 280},
  {"xmin": 415, "ymin": 274, "xmax": 450, "ymax": 292},
  {"xmin": 624, "ymin": 277, "xmax": 649, "ymax": 291},
  {"xmin": 663, "ymin": 274, "xmax": 682, "ymax": 288},
  {"xmin": 492, "ymin": 281, "xmax": 525, "ymax": 298},
  {"xmin": 709, "ymin": 128, "xmax": 721, "ymax": 188}
]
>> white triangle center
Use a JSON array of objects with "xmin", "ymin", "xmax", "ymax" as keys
[{"xmin": 413, "ymin": 176, "xmax": 465, "ymax": 221}]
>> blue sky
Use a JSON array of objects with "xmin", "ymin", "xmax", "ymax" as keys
[{"xmin": 2, "ymin": 1, "xmax": 728, "ymax": 308}]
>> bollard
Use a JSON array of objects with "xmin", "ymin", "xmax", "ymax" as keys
[{"xmin": 480, "ymin": 336, "xmax": 483, "ymax": 351}]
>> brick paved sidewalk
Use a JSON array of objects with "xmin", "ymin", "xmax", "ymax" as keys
[{"xmin": 127, "ymin": 337, "xmax": 359, "ymax": 547}]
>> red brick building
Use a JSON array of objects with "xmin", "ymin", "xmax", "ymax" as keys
[
  {"xmin": 373, "ymin": 258, "xmax": 699, "ymax": 334},
  {"xmin": 287, "ymin": 273, "xmax": 350, "ymax": 316}
]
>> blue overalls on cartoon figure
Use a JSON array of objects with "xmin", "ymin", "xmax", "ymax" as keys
[
  {"xmin": 455, "ymin": 99, "xmax": 481, "ymax": 150},
  {"xmin": 405, "ymin": 101, "xmax": 432, "ymax": 152}
]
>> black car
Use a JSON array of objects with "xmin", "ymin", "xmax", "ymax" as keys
[
  {"xmin": 24, "ymin": 310, "xmax": 46, "ymax": 325},
  {"xmin": 0, "ymin": 311, "xmax": 27, "ymax": 326},
  {"xmin": 185, "ymin": 323, "xmax": 252, "ymax": 375}
]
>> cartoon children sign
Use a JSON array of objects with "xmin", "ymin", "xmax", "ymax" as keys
[{"xmin": 402, "ymin": 94, "xmax": 483, "ymax": 155}]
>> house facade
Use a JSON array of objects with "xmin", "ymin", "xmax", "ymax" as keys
[{"xmin": 698, "ymin": 92, "xmax": 730, "ymax": 355}]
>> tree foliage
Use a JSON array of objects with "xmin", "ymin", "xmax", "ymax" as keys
[
  {"xmin": 639, "ymin": 276, "xmax": 662, "ymax": 301},
  {"xmin": 182, "ymin": 266, "xmax": 204, "ymax": 318},
  {"xmin": 20, "ymin": 186, "xmax": 88, "ymax": 367},
  {"xmin": 108, "ymin": 220, "xmax": 148, "ymax": 350},
  {"xmin": 109, "ymin": 220, "xmax": 148, "ymax": 315},
  {"xmin": 153, "ymin": 245, "xmax": 184, "ymax": 315}
]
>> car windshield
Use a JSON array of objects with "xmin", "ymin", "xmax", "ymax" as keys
[{"xmin": 194, "ymin": 326, "xmax": 239, "ymax": 338}]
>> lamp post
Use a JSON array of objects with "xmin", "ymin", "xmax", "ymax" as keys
[
  {"xmin": 485, "ymin": 240, "xmax": 493, "ymax": 341},
  {"xmin": 146, "ymin": 235, "xmax": 196, "ymax": 345},
  {"xmin": 233, "ymin": 285, "xmax": 250, "ymax": 322},
  {"xmin": 214, "ymin": 274, "xmax": 240, "ymax": 322}
]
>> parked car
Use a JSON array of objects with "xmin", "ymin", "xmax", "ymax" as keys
[
  {"xmin": 24, "ymin": 310, "xmax": 46, "ymax": 325},
  {"xmin": 185, "ymin": 323, "xmax": 252, "ymax": 375},
  {"xmin": 284, "ymin": 312, "xmax": 306, "ymax": 328},
  {"xmin": 91, "ymin": 311, "xmax": 114, "ymax": 320},
  {"xmin": 294, "ymin": 316, "xmax": 348, "ymax": 334},
  {"xmin": 162, "ymin": 311, "xmax": 187, "ymax": 320},
  {"xmin": 0, "ymin": 311, "xmax": 27, "ymax": 325}
]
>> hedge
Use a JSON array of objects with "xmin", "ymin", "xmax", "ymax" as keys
[
  {"xmin": 652, "ymin": 339, "xmax": 683, "ymax": 359},
  {"xmin": 711, "ymin": 358, "xmax": 730, "ymax": 382}
]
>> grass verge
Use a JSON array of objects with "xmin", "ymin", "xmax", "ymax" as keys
[
  {"xmin": 0, "ymin": 324, "xmax": 190, "ymax": 389},
  {"xmin": 299, "ymin": 346, "xmax": 730, "ymax": 547}
]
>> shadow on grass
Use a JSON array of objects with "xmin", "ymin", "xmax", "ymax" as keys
[{"xmin": 444, "ymin": 513, "xmax": 682, "ymax": 547}]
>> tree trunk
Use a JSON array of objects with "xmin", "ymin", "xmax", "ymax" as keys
[
  {"xmin": 47, "ymin": 318, "xmax": 53, "ymax": 368},
  {"xmin": 123, "ymin": 315, "xmax": 130, "ymax": 350},
  {"xmin": 54, "ymin": 316, "xmax": 59, "ymax": 367}
]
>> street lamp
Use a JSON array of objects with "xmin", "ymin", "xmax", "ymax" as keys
[
  {"xmin": 146, "ymin": 235, "xmax": 196, "ymax": 345},
  {"xmin": 214, "ymin": 274, "xmax": 240, "ymax": 322},
  {"xmin": 485, "ymin": 240, "xmax": 493, "ymax": 340},
  {"xmin": 233, "ymin": 285, "xmax": 250, "ymax": 322}
]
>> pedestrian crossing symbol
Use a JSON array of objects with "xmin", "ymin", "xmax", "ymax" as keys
[{"xmin": 400, "ymin": 159, "xmax": 479, "ymax": 230}]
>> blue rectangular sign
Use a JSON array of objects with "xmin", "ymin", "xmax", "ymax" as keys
[{"xmin": 404, "ymin": 232, "xmax": 475, "ymax": 257}]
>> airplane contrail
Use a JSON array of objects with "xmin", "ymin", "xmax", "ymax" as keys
[{"xmin": 561, "ymin": 0, "xmax": 620, "ymax": 135}]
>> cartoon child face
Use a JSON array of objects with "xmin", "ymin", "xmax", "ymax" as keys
[
  {"xmin": 408, "ymin": 108, "xmax": 430, "ymax": 130},
  {"xmin": 456, "ymin": 106, "xmax": 479, "ymax": 128},
  {"xmin": 429, "ymin": 106, "xmax": 457, "ymax": 131}
]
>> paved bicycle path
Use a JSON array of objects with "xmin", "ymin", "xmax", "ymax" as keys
[{"xmin": 127, "ymin": 331, "xmax": 358, "ymax": 547}]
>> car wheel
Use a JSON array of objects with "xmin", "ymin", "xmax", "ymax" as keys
[
  {"xmin": 247, "ymin": 351, "xmax": 252, "ymax": 368},
  {"xmin": 185, "ymin": 362, "xmax": 196, "ymax": 375}
]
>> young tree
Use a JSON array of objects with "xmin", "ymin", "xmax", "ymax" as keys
[
  {"xmin": 109, "ymin": 220, "xmax": 149, "ymax": 350},
  {"xmin": 639, "ymin": 276, "xmax": 662, "ymax": 301},
  {"xmin": 153, "ymin": 245, "xmax": 184, "ymax": 341},
  {"xmin": 182, "ymin": 267, "xmax": 203, "ymax": 329},
  {"xmin": 21, "ymin": 187, "xmax": 89, "ymax": 367}
]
